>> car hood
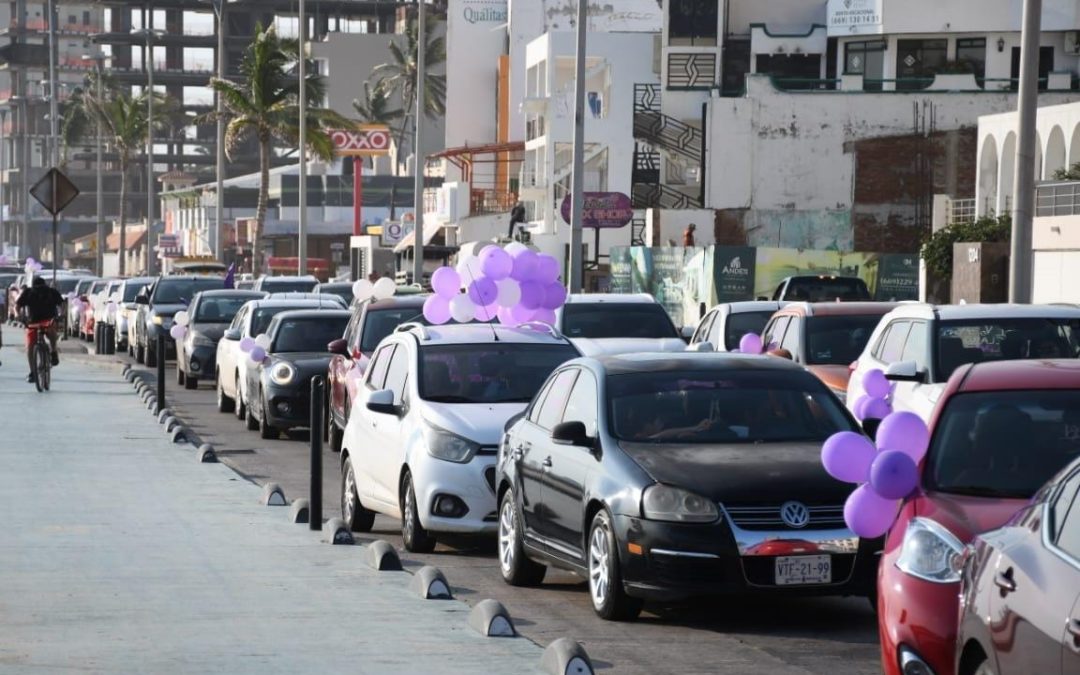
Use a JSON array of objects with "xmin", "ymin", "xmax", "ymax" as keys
[
  {"xmin": 618, "ymin": 441, "xmax": 853, "ymax": 504},
  {"xmin": 149, "ymin": 303, "xmax": 187, "ymax": 317},
  {"xmin": 911, "ymin": 491, "xmax": 1031, "ymax": 543},
  {"xmin": 270, "ymin": 353, "xmax": 333, "ymax": 379},
  {"xmin": 570, "ymin": 337, "xmax": 687, "ymax": 357},
  {"xmin": 421, "ymin": 402, "xmax": 528, "ymax": 447},
  {"xmin": 807, "ymin": 364, "xmax": 852, "ymax": 391},
  {"xmin": 191, "ymin": 323, "xmax": 229, "ymax": 342}
]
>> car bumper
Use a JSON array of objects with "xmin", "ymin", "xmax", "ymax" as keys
[
  {"xmin": 412, "ymin": 454, "xmax": 498, "ymax": 535},
  {"xmin": 262, "ymin": 382, "xmax": 315, "ymax": 430},
  {"xmin": 877, "ymin": 548, "xmax": 958, "ymax": 675},
  {"xmin": 184, "ymin": 346, "xmax": 216, "ymax": 379},
  {"xmin": 611, "ymin": 514, "xmax": 879, "ymax": 602}
]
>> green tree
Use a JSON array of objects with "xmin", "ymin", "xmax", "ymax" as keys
[
  {"xmin": 201, "ymin": 24, "xmax": 350, "ymax": 275},
  {"xmin": 352, "ymin": 77, "xmax": 404, "ymax": 128},
  {"xmin": 1053, "ymin": 162, "xmax": 1080, "ymax": 181},
  {"xmin": 921, "ymin": 213, "xmax": 1012, "ymax": 281},
  {"xmin": 374, "ymin": 10, "xmax": 445, "ymax": 172}
]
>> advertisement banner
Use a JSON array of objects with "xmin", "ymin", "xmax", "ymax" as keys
[
  {"xmin": 827, "ymin": 0, "xmax": 883, "ymax": 36},
  {"xmin": 874, "ymin": 254, "xmax": 920, "ymax": 301},
  {"xmin": 713, "ymin": 247, "xmax": 757, "ymax": 303},
  {"xmin": 559, "ymin": 192, "xmax": 633, "ymax": 229}
]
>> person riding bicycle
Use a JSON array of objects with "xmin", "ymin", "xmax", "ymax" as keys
[{"xmin": 17, "ymin": 276, "xmax": 63, "ymax": 382}]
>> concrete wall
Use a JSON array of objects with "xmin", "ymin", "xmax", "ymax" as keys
[
  {"xmin": 865, "ymin": 0, "xmax": 1079, "ymax": 35},
  {"xmin": 1034, "ymin": 250, "xmax": 1080, "ymax": 303},
  {"xmin": 645, "ymin": 209, "xmax": 717, "ymax": 247},
  {"xmin": 1034, "ymin": 214, "xmax": 1080, "ymax": 250},
  {"xmin": 730, "ymin": 0, "xmax": 826, "ymax": 35},
  {"xmin": 445, "ymin": 0, "xmax": 507, "ymax": 154}
]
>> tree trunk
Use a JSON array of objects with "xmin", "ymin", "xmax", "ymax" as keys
[
  {"xmin": 118, "ymin": 158, "xmax": 127, "ymax": 276},
  {"xmin": 254, "ymin": 136, "xmax": 270, "ymax": 277}
]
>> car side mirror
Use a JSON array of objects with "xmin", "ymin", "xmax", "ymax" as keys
[
  {"xmin": 223, "ymin": 328, "xmax": 241, "ymax": 341},
  {"xmin": 885, "ymin": 360, "xmax": 926, "ymax": 383},
  {"xmin": 327, "ymin": 338, "xmax": 349, "ymax": 357},
  {"xmin": 366, "ymin": 388, "xmax": 399, "ymax": 416},
  {"xmin": 552, "ymin": 421, "xmax": 592, "ymax": 448}
]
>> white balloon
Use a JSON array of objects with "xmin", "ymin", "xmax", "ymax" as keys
[
  {"xmin": 106, "ymin": 302, "xmax": 117, "ymax": 316},
  {"xmin": 456, "ymin": 255, "xmax": 483, "ymax": 282},
  {"xmin": 254, "ymin": 334, "xmax": 271, "ymax": 350},
  {"xmin": 174, "ymin": 310, "xmax": 190, "ymax": 327},
  {"xmin": 504, "ymin": 242, "xmax": 528, "ymax": 256},
  {"xmin": 495, "ymin": 279, "xmax": 521, "ymax": 308},
  {"xmin": 352, "ymin": 279, "xmax": 374, "ymax": 302},
  {"xmin": 372, "ymin": 276, "xmax": 396, "ymax": 301},
  {"xmin": 449, "ymin": 294, "xmax": 476, "ymax": 323}
]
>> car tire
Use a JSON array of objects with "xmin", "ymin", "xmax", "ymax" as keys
[
  {"xmin": 216, "ymin": 373, "xmax": 235, "ymax": 413},
  {"xmin": 498, "ymin": 488, "xmax": 547, "ymax": 586},
  {"xmin": 341, "ymin": 460, "xmax": 375, "ymax": 532},
  {"xmin": 401, "ymin": 472, "xmax": 437, "ymax": 553},
  {"xmin": 135, "ymin": 343, "xmax": 145, "ymax": 364},
  {"xmin": 177, "ymin": 368, "xmax": 185, "ymax": 386},
  {"xmin": 185, "ymin": 375, "xmax": 198, "ymax": 390},
  {"xmin": 234, "ymin": 375, "xmax": 246, "ymax": 421},
  {"xmin": 588, "ymin": 509, "xmax": 643, "ymax": 621},
  {"xmin": 258, "ymin": 391, "xmax": 277, "ymax": 440},
  {"xmin": 245, "ymin": 394, "xmax": 259, "ymax": 431},
  {"xmin": 330, "ymin": 421, "xmax": 344, "ymax": 454},
  {"xmin": 146, "ymin": 344, "xmax": 156, "ymax": 368}
]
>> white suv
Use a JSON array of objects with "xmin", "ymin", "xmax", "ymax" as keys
[
  {"xmin": 555, "ymin": 293, "xmax": 687, "ymax": 357},
  {"xmin": 848, "ymin": 303, "xmax": 1080, "ymax": 421},
  {"xmin": 340, "ymin": 322, "xmax": 580, "ymax": 552}
]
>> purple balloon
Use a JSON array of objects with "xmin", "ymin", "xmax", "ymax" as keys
[
  {"xmin": 876, "ymin": 412, "xmax": 931, "ymax": 463},
  {"xmin": 870, "ymin": 450, "xmax": 920, "ymax": 500},
  {"xmin": 509, "ymin": 303, "xmax": 535, "ymax": 324},
  {"xmin": 511, "ymin": 250, "xmax": 539, "ymax": 282},
  {"xmin": 864, "ymin": 397, "xmax": 893, "ymax": 420},
  {"xmin": 474, "ymin": 302, "xmax": 499, "ymax": 322},
  {"xmin": 531, "ymin": 308, "xmax": 557, "ymax": 326},
  {"xmin": 497, "ymin": 306, "xmax": 515, "ymax": 325},
  {"xmin": 479, "ymin": 246, "xmax": 514, "ymax": 281},
  {"xmin": 431, "ymin": 267, "xmax": 461, "ymax": 299},
  {"xmin": 250, "ymin": 346, "xmax": 266, "ymax": 363},
  {"xmin": 518, "ymin": 280, "xmax": 544, "ymax": 310},
  {"xmin": 844, "ymin": 484, "xmax": 899, "ymax": 539},
  {"xmin": 863, "ymin": 369, "xmax": 891, "ymax": 399},
  {"xmin": 239, "ymin": 337, "xmax": 256, "ymax": 353},
  {"xmin": 739, "ymin": 333, "xmax": 763, "ymax": 354},
  {"xmin": 536, "ymin": 254, "xmax": 560, "ymax": 283},
  {"xmin": 852, "ymin": 395, "xmax": 871, "ymax": 421},
  {"xmin": 541, "ymin": 282, "xmax": 567, "ymax": 311},
  {"xmin": 467, "ymin": 276, "xmax": 499, "ymax": 307},
  {"xmin": 422, "ymin": 295, "xmax": 452, "ymax": 325},
  {"xmin": 821, "ymin": 431, "xmax": 877, "ymax": 484}
]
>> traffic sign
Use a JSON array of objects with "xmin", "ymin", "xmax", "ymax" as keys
[{"xmin": 30, "ymin": 168, "xmax": 79, "ymax": 217}]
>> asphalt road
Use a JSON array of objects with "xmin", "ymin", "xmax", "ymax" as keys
[{"xmin": 93, "ymin": 341, "xmax": 882, "ymax": 675}]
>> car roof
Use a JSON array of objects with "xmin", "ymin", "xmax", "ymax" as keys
[
  {"xmin": 318, "ymin": 282, "xmax": 351, "ymax": 289},
  {"xmin": 783, "ymin": 274, "xmax": 864, "ymax": 282},
  {"xmin": 360, "ymin": 295, "xmax": 429, "ymax": 310},
  {"xmin": 780, "ymin": 301, "xmax": 899, "ymax": 317},
  {"xmin": 593, "ymin": 352, "xmax": 808, "ymax": 375},
  {"xmin": 401, "ymin": 323, "xmax": 576, "ymax": 347},
  {"xmin": 260, "ymin": 275, "xmax": 318, "ymax": 282},
  {"xmin": 121, "ymin": 277, "xmax": 154, "ymax": 285},
  {"xmin": 564, "ymin": 293, "xmax": 658, "ymax": 305},
  {"xmin": 954, "ymin": 359, "xmax": 1080, "ymax": 392},
  {"xmin": 886, "ymin": 303, "xmax": 1080, "ymax": 321},
  {"xmin": 249, "ymin": 298, "xmax": 343, "ymax": 309},
  {"xmin": 271, "ymin": 309, "xmax": 351, "ymax": 322},
  {"xmin": 720, "ymin": 301, "xmax": 784, "ymax": 313},
  {"xmin": 195, "ymin": 289, "xmax": 266, "ymax": 298}
]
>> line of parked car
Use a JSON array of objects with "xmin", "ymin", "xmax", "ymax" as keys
[{"xmin": 69, "ymin": 269, "xmax": 1080, "ymax": 675}]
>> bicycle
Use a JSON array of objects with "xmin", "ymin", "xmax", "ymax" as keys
[{"xmin": 27, "ymin": 319, "xmax": 52, "ymax": 392}]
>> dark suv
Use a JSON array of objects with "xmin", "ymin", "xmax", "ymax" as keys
[
  {"xmin": 770, "ymin": 275, "xmax": 871, "ymax": 302},
  {"xmin": 134, "ymin": 275, "xmax": 226, "ymax": 367}
]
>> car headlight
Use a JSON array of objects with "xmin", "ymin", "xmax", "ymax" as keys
[
  {"xmin": 152, "ymin": 315, "xmax": 165, "ymax": 326},
  {"xmin": 269, "ymin": 362, "xmax": 296, "ymax": 386},
  {"xmin": 895, "ymin": 517, "xmax": 965, "ymax": 583},
  {"xmin": 191, "ymin": 334, "xmax": 216, "ymax": 348},
  {"xmin": 642, "ymin": 484, "xmax": 719, "ymax": 523},
  {"xmin": 424, "ymin": 426, "xmax": 479, "ymax": 464}
]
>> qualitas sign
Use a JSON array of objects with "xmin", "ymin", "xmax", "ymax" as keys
[{"xmin": 827, "ymin": 0, "xmax": 883, "ymax": 36}]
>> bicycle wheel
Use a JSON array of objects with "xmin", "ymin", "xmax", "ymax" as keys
[{"xmin": 34, "ymin": 342, "xmax": 49, "ymax": 392}]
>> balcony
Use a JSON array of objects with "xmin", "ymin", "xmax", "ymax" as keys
[
  {"xmin": 1036, "ymin": 181, "xmax": 1080, "ymax": 217},
  {"xmin": 471, "ymin": 189, "xmax": 518, "ymax": 217}
]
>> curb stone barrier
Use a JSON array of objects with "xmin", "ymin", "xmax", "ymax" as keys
[
  {"xmin": 289, "ymin": 499, "xmax": 310, "ymax": 524},
  {"xmin": 261, "ymin": 483, "xmax": 286, "ymax": 506},
  {"xmin": 163, "ymin": 417, "xmax": 179, "ymax": 433},
  {"xmin": 410, "ymin": 566, "xmax": 452, "ymax": 599},
  {"xmin": 468, "ymin": 599, "xmax": 516, "ymax": 637},
  {"xmin": 325, "ymin": 517, "xmax": 354, "ymax": 545},
  {"xmin": 196, "ymin": 444, "xmax": 218, "ymax": 463},
  {"xmin": 170, "ymin": 426, "xmax": 189, "ymax": 444},
  {"xmin": 364, "ymin": 540, "xmax": 401, "ymax": 569},
  {"xmin": 540, "ymin": 638, "xmax": 594, "ymax": 675},
  {"xmin": 157, "ymin": 408, "xmax": 173, "ymax": 423}
]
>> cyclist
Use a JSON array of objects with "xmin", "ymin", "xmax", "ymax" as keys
[{"xmin": 17, "ymin": 276, "xmax": 63, "ymax": 382}]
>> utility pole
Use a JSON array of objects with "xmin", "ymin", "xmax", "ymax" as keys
[
  {"xmin": 411, "ymin": 0, "xmax": 426, "ymax": 288},
  {"xmin": 1010, "ymin": 0, "xmax": 1042, "ymax": 304},
  {"xmin": 47, "ymin": 0, "xmax": 58, "ymax": 168},
  {"xmin": 298, "ymin": 0, "xmax": 308, "ymax": 276},
  {"xmin": 567, "ymin": 0, "xmax": 587, "ymax": 294},
  {"xmin": 146, "ymin": 27, "xmax": 156, "ymax": 277},
  {"xmin": 95, "ymin": 57, "xmax": 104, "ymax": 276},
  {"xmin": 0, "ymin": 109, "xmax": 6, "ymax": 251},
  {"xmin": 214, "ymin": 0, "xmax": 225, "ymax": 262}
]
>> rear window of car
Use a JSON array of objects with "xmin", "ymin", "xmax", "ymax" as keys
[
  {"xmin": 783, "ymin": 278, "xmax": 871, "ymax": 302},
  {"xmin": 926, "ymin": 390, "xmax": 1080, "ymax": 499},
  {"xmin": 122, "ymin": 282, "xmax": 151, "ymax": 302},
  {"xmin": 195, "ymin": 296, "xmax": 253, "ymax": 323},
  {"xmin": 252, "ymin": 306, "xmax": 314, "ymax": 336},
  {"xmin": 360, "ymin": 307, "xmax": 426, "ymax": 352},
  {"xmin": 260, "ymin": 279, "xmax": 318, "ymax": 293},
  {"xmin": 419, "ymin": 343, "xmax": 579, "ymax": 404},
  {"xmin": 561, "ymin": 303, "xmax": 679, "ymax": 339},
  {"xmin": 272, "ymin": 316, "xmax": 350, "ymax": 352},
  {"xmin": 936, "ymin": 318, "xmax": 1080, "ymax": 380},
  {"xmin": 805, "ymin": 315, "xmax": 883, "ymax": 365},
  {"xmin": 153, "ymin": 278, "xmax": 224, "ymax": 304},
  {"xmin": 319, "ymin": 285, "xmax": 353, "ymax": 305},
  {"xmin": 607, "ymin": 369, "xmax": 856, "ymax": 444},
  {"xmin": 723, "ymin": 311, "xmax": 774, "ymax": 351}
]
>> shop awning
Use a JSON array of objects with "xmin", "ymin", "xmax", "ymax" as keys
[{"xmin": 393, "ymin": 223, "xmax": 449, "ymax": 254}]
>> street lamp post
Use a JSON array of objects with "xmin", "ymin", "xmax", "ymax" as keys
[
  {"xmin": 82, "ymin": 54, "xmax": 106, "ymax": 276},
  {"xmin": 567, "ymin": 0, "xmax": 587, "ymax": 294},
  {"xmin": 1010, "ymin": 0, "xmax": 1043, "ymax": 304},
  {"xmin": 214, "ymin": 0, "xmax": 225, "ymax": 263},
  {"xmin": 298, "ymin": 0, "xmax": 308, "ymax": 276},
  {"xmin": 411, "ymin": 0, "xmax": 426, "ymax": 288},
  {"xmin": 0, "ymin": 108, "xmax": 7, "ymax": 251},
  {"xmin": 133, "ymin": 26, "xmax": 164, "ymax": 277},
  {"xmin": 47, "ymin": 0, "xmax": 59, "ymax": 168}
]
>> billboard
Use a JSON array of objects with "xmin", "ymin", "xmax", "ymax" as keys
[
  {"xmin": 827, "ymin": 0, "xmax": 883, "ymax": 36},
  {"xmin": 329, "ymin": 125, "xmax": 392, "ymax": 156}
]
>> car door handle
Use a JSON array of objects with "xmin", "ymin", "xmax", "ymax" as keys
[
  {"xmin": 1067, "ymin": 619, "xmax": 1080, "ymax": 639},
  {"xmin": 994, "ymin": 569, "xmax": 1016, "ymax": 593},
  {"xmin": 542, "ymin": 457, "xmax": 552, "ymax": 468}
]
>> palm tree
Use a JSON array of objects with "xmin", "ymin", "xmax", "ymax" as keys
[
  {"xmin": 352, "ymin": 77, "xmax": 404, "ymax": 128},
  {"xmin": 374, "ymin": 9, "xmax": 445, "ymax": 172},
  {"xmin": 202, "ymin": 24, "xmax": 350, "ymax": 275}
]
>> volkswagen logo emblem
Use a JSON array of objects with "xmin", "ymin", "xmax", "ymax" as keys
[{"xmin": 780, "ymin": 501, "xmax": 810, "ymax": 529}]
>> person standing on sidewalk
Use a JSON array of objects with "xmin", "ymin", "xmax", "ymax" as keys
[
  {"xmin": 17, "ymin": 277, "xmax": 63, "ymax": 382},
  {"xmin": 683, "ymin": 222, "xmax": 697, "ymax": 247}
]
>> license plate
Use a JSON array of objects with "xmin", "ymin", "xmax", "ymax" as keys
[{"xmin": 774, "ymin": 555, "xmax": 832, "ymax": 585}]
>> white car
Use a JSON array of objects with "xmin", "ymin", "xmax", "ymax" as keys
[
  {"xmin": 554, "ymin": 293, "xmax": 687, "ymax": 357},
  {"xmin": 112, "ymin": 277, "xmax": 153, "ymax": 351},
  {"xmin": 689, "ymin": 301, "xmax": 784, "ymax": 352},
  {"xmin": 847, "ymin": 303, "xmax": 1080, "ymax": 422},
  {"xmin": 340, "ymin": 323, "xmax": 579, "ymax": 552},
  {"xmin": 92, "ymin": 279, "xmax": 122, "ymax": 334},
  {"xmin": 215, "ymin": 296, "xmax": 345, "ymax": 424}
]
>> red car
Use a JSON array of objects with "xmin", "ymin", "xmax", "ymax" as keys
[{"xmin": 878, "ymin": 359, "xmax": 1080, "ymax": 675}]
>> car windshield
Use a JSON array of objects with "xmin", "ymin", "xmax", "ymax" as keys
[
  {"xmin": 320, "ymin": 286, "xmax": 353, "ymax": 305},
  {"xmin": 723, "ymin": 311, "xmax": 775, "ymax": 350},
  {"xmin": 261, "ymin": 279, "xmax": 317, "ymax": 293},
  {"xmin": 806, "ymin": 315, "xmax": 884, "ymax": 365},
  {"xmin": 273, "ymin": 316, "xmax": 349, "ymax": 352},
  {"xmin": 936, "ymin": 318, "xmax": 1080, "ymax": 380},
  {"xmin": 562, "ymin": 303, "xmax": 678, "ymax": 339},
  {"xmin": 361, "ymin": 307, "xmax": 425, "ymax": 352},
  {"xmin": 607, "ymin": 369, "xmax": 855, "ymax": 444},
  {"xmin": 784, "ymin": 278, "xmax": 870, "ymax": 302},
  {"xmin": 53, "ymin": 277, "xmax": 80, "ymax": 293},
  {"xmin": 419, "ymin": 344, "xmax": 579, "ymax": 404},
  {"xmin": 251, "ymin": 306, "xmax": 314, "ymax": 336},
  {"xmin": 153, "ymin": 278, "xmax": 224, "ymax": 304},
  {"xmin": 926, "ymin": 390, "xmax": 1080, "ymax": 499},
  {"xmin": 195, "ymin": 296, "xmax": 253, "ymax": 323},
  {"xmin": 90, "ymin": 281, "xmax": 107, "ymax": 294},
  {"xmin": 122, "ymin": 282, "xmax": 151, "ymax": 302}
]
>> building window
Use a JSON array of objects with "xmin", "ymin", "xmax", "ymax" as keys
[
  {"xmin": 844, "ymin": 40, "xmax": 885, "ymax": 90},
  {"xmin": 757, "ymin": 54, "xmax": 824, "ymax": 90},
  {"xmin": 1010, "ymin": 46, "xmax": 1054, "ymax": 91},
  {"xmin": 956, "ymin": 38, "xmax": 986, "ymax": 85},
  {"xmin": 669, "ymin": 0, "xmax": 718, "ymax": 47},
  {"xmin": 896, "ymin": 39, "xmax": 948, "ymax": 90}
]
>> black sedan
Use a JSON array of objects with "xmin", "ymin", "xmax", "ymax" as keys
[
  {"xmin": 245, "ymin": 309, "xmax": 351, "ymax": 439},
  {"xmin": 496, "ymin": 353, "xmax": 877, "ymax": 620},
  {"xmin": 177, "ymin": 289, "xmax": 266, "ymax": 389}
]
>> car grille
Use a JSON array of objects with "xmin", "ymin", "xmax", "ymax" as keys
[
  {"xmin": 483, "ymin": 467, "xmax": 496, "ymax": 494},
  {"xmin": 723, "ymin": 504, "xmax": 846, "ymax": 530},
  {"xmin": 649, "ymin": 552, "xmax": 727, "ymax": 586}
]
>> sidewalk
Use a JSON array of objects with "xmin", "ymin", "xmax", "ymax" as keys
[{"xmin": 0, "ymin": 328, "xmax": 543, "ymax": 673}]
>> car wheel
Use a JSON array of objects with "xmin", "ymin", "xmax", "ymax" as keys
[
  {"xmin": 341, "ymin": 460, "xmax": 375, "ymax": 532},
  {"xmin": 401, "ymin": 472, "xmax": 437, "ymax": 553},
  {"xmin": 330, "ymin": 421, "xmax": 344, "ymax": 454},
  {"xmin": 588, "ymin": 509, "xmax": 642, "ymax": 621},
  {"xmin": 135, "ymin": 343, "xmax": 145, "ymax": 364},
  {"xmin": 216, "ymin": 373, "xmax": 235, "ymax": 413},
  {"xmin": 177, "ymin": 367, "xmax": 185, "ymax": 386},
  {"xmin": 245, "ymin": 391, "xmax": 259, "ymax": 431},
  {"xmin": 258, "ymin": 391, "xmax": 277, "ymax": 440},
  {"xmin": 234, "ymin": 375, "xmax": 246, "ymax": 421},
  {"xmin": 146, "ymin": 344, "xmax": 157, "ymax": 368},
  {"xmin": 498, "ymin": 488, "xmax": 547, "ymax": 586},
  {"xmin": 185, "ymin": 375, "xmax": 198, "ymax": 390}
]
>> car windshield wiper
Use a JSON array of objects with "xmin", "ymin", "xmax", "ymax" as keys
[
  {"xmin": 423, "ymin": 395, "xmax": 476, "ymax": 403},
  {"xmin": 936, "ymin": 485, "xmax": 1027, "ymax": 499}
]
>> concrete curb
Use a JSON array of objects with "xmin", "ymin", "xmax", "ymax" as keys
[
  {"xmin": 325, "ymin": 518, "xmax": 354, "ymax": 545},
  {"xmin": 364, "ymin": 540, "xmax": 401, "ymax": 570},
  {"xmin": 540, "ymin": 638, "xmax": 594, "ymax": 675},
  {"xmin": 289, "ymin": 499, "xmax": 310, "ymax": 524},
  {"xmin": 157, "ymin": 408, "xmax": 173, "ymax": 423},
  {"xmin": 468, "ymin": 599, "xmax": 516, "ymax": 637},
  {"xmin": 169, "ymin": 426, "xmax": 189, "ymax": 444},
  {"xmin": 163, "ymin": 416, "xmax": 180, "ymax": 433},
  {"xmin": 409, "ymin": 566, "xmax": 452, "ymax": 599},
  {"xmin": 196, "ymin": 444, "xmax": 218, "ymax": 463},
  {"xmin": 260, "ymin": 482, "xmax": 286, "ymax": 506}
]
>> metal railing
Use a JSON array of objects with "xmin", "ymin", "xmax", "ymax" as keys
[
  {"xmin": 667, "ymin": 52, "xmax": 717, "ymax": 90},
  {"xmin": 1036, "ymin": 182, "xmax": 1080, "ymax": 217},
  {"xmin": 631, "ymin": 183, "xmax": 702, "ymax": 210},
  {"xmin": 470, "ymin": 189, "xmax": 518, "ymax": 217}
]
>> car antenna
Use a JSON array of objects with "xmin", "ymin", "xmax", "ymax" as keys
[{"xmin": 460, "ymin": 263, "xmax": 499, "ymax": 341}]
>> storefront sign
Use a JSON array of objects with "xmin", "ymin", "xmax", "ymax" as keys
[
  {"xmin": 827, "ymin": 0, "xmax": 882, "ymax": 36},
  {"xmin": 329, "ymin": 125, "xmax": 392, "ymax": 156},
  {"xmin": 559, "ymin": 192, "xmax": 633, "ymax": 229},
  {"xmin": 713, "ymin": 247, "xmax": 757, "ymax": 303}
]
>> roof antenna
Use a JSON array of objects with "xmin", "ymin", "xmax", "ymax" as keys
[{"xmin": 459, "ymin": 255, "xmax": 500, "ymax": 341}]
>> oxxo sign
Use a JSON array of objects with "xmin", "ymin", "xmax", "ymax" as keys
[{"xmin": 330, "ymin": 125, "xmax": 392, "ymax": 156}]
